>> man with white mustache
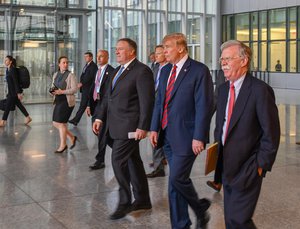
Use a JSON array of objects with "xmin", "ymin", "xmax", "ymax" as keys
[{"xmin": 214, "ymin": 40, "xmax": 280, "ymax": 229}]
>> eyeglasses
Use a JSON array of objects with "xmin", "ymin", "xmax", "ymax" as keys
[{"xmin": 219, "ymin": 56, "xmax": 242, "ymax": 64}]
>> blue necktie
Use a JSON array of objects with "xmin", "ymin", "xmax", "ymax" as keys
[{"xmin": 112, "ymin": 66, "xmax": 125, "ymax": 89}]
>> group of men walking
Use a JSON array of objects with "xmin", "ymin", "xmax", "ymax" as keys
[{"xmin": 69, "ymin": 33, "xmax": 280, "ymax": 229}]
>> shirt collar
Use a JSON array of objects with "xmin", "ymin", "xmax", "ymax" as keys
[
  {"xmin": 173, "ymin": 54, "xmax": 188, "ymax": 72},
  {"xmin": 122, "ymin": 57, "xmax": 136, "ymax": 70},
  {"xmin": 230, "ymin": 74, "xmax": 246, "ymax": 92},
  {"xmin": 99, "ymin": 64, "xmax": 108, "ymax": 71}
]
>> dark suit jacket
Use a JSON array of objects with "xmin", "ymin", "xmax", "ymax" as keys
[
  {"xmin": 80, "ymin": 61, "xmax": 98, "ymax": 94},
  {"xmin": 95, "ymin": 58, "xmax": 155, "ymax": 139},
  {"xmin": 214, "ymin": 73, "xmax": 280, "ymax": 190},
  {"xmin": 88, "ymin": 64, "xmax": 115, "ymax": 116},
  {"xmin": 150, "ymin": 57, "xmax": 214, "ymax": 155}
]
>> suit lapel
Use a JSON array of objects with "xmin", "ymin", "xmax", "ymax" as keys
[
  {"xmin": 112, "ymin": 59, "xmax": 137, "ymax": 91},
  {"xmin": 100, "ymin": 65, "xmax": 110, "ymax": 87},
  {"xmin": 219, "ymin": 82, "xmax": 229, "ymax": 127},
  {"xmin": 227, "ymin": 74, "xmax": 252, "ymax": 136},
  {"xmin": 160, "ymin": 64, "xmax": 172, "ymax": 107},
  {"xmin": 170, "ymin": 58, "xmax": 191, "ymax": 100}
]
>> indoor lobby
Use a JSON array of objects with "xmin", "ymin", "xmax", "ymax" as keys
[
  {"xmin": 1, "ymin": 0, "xmax": 300, "ymax": 228},
  {"xmin": 0, "ymin": 87, "xmax": 299, "ymax": 229}
]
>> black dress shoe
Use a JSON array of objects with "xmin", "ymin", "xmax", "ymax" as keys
[
  {"xmin": 70, "ymin": 136, "xmax": 78, "ymax": 149},
  {"xmin": 130, "ymin": 201, "xmax": 152, "ymax": 212},
  {"xmin": 68, "ymin": 120, "xmax": 78, "ymax": 126},
  {"xmin": 54, "ymin": 145, "xmax": 68, "ymax": 153},
  {"xmin": 89, "ymin": 162, "xmax": 105, "ymax": 170},
  {"xmin": 109, "ymin": 205, "xmax": 131, "ymax": 220},
  {"xmin": 195, "ymin": 198, "xmax": 211, "ymax": 229},
  {"xmin": 146, "ymin": 169, "xmax": 165, "ymax": 178},
  {"xmin": 196, "ymin": 211, "xmax": 210, "ymax": 229}
]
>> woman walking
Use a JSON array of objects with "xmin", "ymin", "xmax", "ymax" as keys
[
  {"xmin": 50, "ymin": 56, "xmax": 78, "ymax": 153},
  {"xmin": 0, "ymin": 55, "xmax": 32, "ymax": 127}
]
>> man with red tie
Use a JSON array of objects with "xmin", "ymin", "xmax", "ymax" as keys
[
  {"xmin": 150, "ymin": 33, "xmax": 214, "ymax": 229},
  {"xmin": 86, "ymin": 50, "xmax": 114, "ymax": 170},
  {"xmin": 214, "ymin": 40, "xmax": 280, "ymax": 228}
]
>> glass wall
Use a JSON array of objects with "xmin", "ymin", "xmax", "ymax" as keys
[
  {"xmin": 99, "ymin": 0, "xmax": 218, "ymax": 66},
  {"xmin": 0, "ymin": 0, "xmax": 218, "ymax": 103},
  {"xmin": 0, "ymin": 1, "xmax": 96, "ymax": 103},
  {"xmin": 223, "ymin": 6, "xmax": 300, "ymax": 73}
]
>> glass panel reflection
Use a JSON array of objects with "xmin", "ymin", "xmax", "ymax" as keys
[
  {"xmin": 269, "ymin": 41, "xmax": 285, "ymax": 72},
  {"xmin": 168, "ymin": 13, "xmax": 182, "ymax": 34},
  {"xmin": 104, "ymin": 9, "xmax": 122, "ymax": 66},
  {"xmin": 235, "ymin": 13, "xmax": 249, "ymax": 41},
  {"xmin": 269, "ymin": 9, "xmax": 286, "ymax": 40},
  {"xmin": 288, "ymin": 41, "xmax": 296, "ymax": 72},
  {"xmin": 127, "ymin": 10, "xmax": 143, "ymax": 59}
]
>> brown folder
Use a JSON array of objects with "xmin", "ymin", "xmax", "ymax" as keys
[{"xmin": 205, "ymin": 142, "xmax": 218, "ymax": 176}]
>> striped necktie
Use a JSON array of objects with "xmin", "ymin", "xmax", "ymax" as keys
[{"xmin": 161, "ymin": 65, "xmax": 177, "ymax": 129}]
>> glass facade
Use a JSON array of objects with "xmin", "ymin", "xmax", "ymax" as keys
[
  {"xmin": 0, "ymin": 0, "xmax": 96, "ymax": 103},
  {"xmin": 223, "ymin": 6, "xmax": 300, "ymax": 73},
  {"xmin": 99, "ymin": 0, "xmax": 218, "ymax": 67},
  {"xmin": 0, "ymin": 0, "xmax": 217, "ymax": 103}
]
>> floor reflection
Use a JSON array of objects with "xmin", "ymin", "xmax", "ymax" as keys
[{"xmin": 0, "ymin": 89, "xmax": 299, "ymax": 228}]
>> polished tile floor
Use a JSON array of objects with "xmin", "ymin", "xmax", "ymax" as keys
[{"xmin": 0, "ymin": 88, "xmax": 300, "ymax": 229}]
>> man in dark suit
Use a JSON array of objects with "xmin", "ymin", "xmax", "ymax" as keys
[
  {"xmin": 86, "ymin": 50, "xmax": 114, "ymax": 170},
  {"xmin": 215, "ymin": 40, "xmax": 280, "ymax": 228},
  {"xmin": 93, "ymin": 38, "xmax": 155, "ymax": 220},
  {"xmin": 150, "ymin": 33, "xmax": 214, "ymax": 229},
  {"xmin": 147, "ymin": 44, "xmax": 168, "ymax": 178},
  {"xmin": 69, "ymin": 51, "xmax": 98, "ymax": 126}
]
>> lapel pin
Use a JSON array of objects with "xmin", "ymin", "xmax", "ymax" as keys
[{"xmin": 184, "ymin": 69, "xmax": 187, "ymax": 72}]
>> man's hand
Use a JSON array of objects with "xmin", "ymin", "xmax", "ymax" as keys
[
  {"xmin": 135, "ymin": 129, "xmax": 147, "ymax": 140},
  {"xmin": 86, "ymin": 107, "xmax": 91, "ymax": 117},
  {"xmin": 192, "ymin": 139, "xmax": 205, "ymax": 155},
  {"xmin": 149, "ymin": 131, "xmax": 158, "ymax": 147},
  {"xmin": 17, "ymin": 93, "xmax": 23, "ymax": 101},
  {"xmin": 77, "ymin": 83, "xmax": 83, "ymax": 89},
  {"xmin": 258, "ymin": 167, "xmax": 263, "ymax": 176},
  {"xmin": 92, "ymin": 120, "xmax": 102, "ymax": 135}
]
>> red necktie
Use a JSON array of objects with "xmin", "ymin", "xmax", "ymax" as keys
[
  {"xmin": 224, "ymin": 83, "xmax": 235, "ymax": 141},
  {"xmin": 93, "ymin": 68, "xmax": 101, "ymax": 101},
  {"xmin": 161, "ymin": 65, "xmax": 177, "ymax": 129}
]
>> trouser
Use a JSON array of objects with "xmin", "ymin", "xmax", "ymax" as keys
[
  {"xmin": 2, "ymin": 96, "xmax": 29, "ymax": 120},
  {"xmin": 109, "ymin": 136, "xmax": 151, "ymax": 206}
]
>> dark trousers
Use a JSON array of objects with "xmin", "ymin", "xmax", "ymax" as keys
[
  {"xmin": 163, "ymin": 129, "xmax": 205, "ymax": 229},
  {"xmin": 71, "ymin": 92, "xmax": 89, "ymax": 123},
  {"xmin": 223, "ymin": 174, "xmax": 262, "ymax": 229},
  {"xmin": 214, "ymin": 150, "xmax": 223, "ymax": 184},
  {"xmin": 152, "ymin": 146, "xmax": 165, "ymax": 171},
  {"xmin": 95, "ymin": 121, "xmax": 107, "ymax": 164},
  {"xmin": 109, "ymin": 136, "xmax": 150, "ymax": 206},
  {"xmin": 2, "ymin": 96, "xmax": 29, "ymax": 120}
]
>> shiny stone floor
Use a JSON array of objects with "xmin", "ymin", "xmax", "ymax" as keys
[{"xmin": 0, "ymin": 88, "xmax": 300, "ymax": 229}]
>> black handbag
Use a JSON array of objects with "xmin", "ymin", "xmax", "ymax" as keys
[{"xmin": 0, "ymin": 98, "xmax": 15, "ymax": 111}]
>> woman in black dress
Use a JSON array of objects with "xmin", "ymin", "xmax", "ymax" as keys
[
  {"xmin": 50, "ymin": 56, "xmax": 77, "ymax": 153},
  {"xmin": 0, "ymin": 55, "xmax": 32, "ymax": 127}
]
